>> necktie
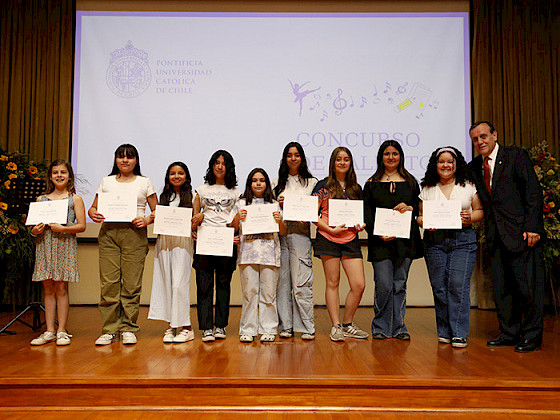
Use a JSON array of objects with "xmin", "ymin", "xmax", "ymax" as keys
[{"xmin": 483, "ymin": 157, "xmax": 491, "ymax": 192}]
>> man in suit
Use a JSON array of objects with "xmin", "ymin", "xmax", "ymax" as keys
[{"xmin": 468, "ymin": 121, "xmax": 545, "ymax": 353}]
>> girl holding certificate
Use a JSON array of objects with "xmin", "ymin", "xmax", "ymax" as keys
[
  {"xmin": 272, "ymin": 142, "xmax": 318, "ymax": 340},
  {"xmin": 417, "ymin": 147, "xmax": 483, "ymax": 348},
  {"xmin": 312, "ymin": 147, "xmax": 368, "ymax": 342},
  {"xmin": 192, "ymin": 150, "xmax": 241, "ymax": 342},
  {"xmin": 29, "ymin": 160, "xmax": 86, "ymax": 346},
  {"xmin": 363, "ymin": 140, "xmax": 423, "ymax": 341},
  {"xmin": 231, "ymin": 168, "xmax": 286, "ymax": 343},
  {"xmin": 148, "ymin": 162, "xmax": 195, "ymax": 343},
  {"xmin": 88, "ymin": 144, "xmax": 157, "ymax": 346}
]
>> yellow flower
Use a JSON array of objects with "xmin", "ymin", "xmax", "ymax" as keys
[
  {"xmin": 0, "ymin": 202, "xmax": 7, "ymax": 210},
  {"xmin": 0, "ymin": 155, "xmax": 7, "ymax": 161},
  {"xmin": 551, "ymin": 157, "xmax": 556, "ymax": 161},
  {"xmin": 8, "ymin": 173, "xmax": 17, "ymax": 179},
  {"xmin": 550, "ymin": 202, "xmax": 556, "ymax": 208},
  {"xmin": 4, "ymin": 180, "xmax": 10, "ymax": 189},
  {"xmin": 28, "ymin": 166, "xmax": 38, "ymax": 175},
  {"xmin": 8, "ymin": 224, "xmax": 19, "ymax": 234},
  {"xmin": 6, "ymin": 162, "xmax": 17, "ymax": 171},
  {"xmin": 547, "ymin": 169, "xmax": 555, "ymax": 176}
]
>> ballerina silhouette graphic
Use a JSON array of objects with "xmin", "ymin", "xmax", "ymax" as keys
[{"xmin": 289, "ymin": 80, "xmax": 321, "ymax": 116}]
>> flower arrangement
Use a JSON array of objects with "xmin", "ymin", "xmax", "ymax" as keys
[
  {"xmin": 527, "ymin": 141, "xmax": 560, "ymax": 275},
  {"xmin": 0, "ymin": 147, "xmax": 48, "ymax": 304}
]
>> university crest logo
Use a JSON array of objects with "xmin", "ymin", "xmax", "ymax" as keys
[{"xmin": 106, "ymin": 40, "xmax": 151, "ymax": 98}]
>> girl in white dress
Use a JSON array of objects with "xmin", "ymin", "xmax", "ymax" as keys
[{"xmin": 148, "ymin": 162, "xmax": 195, "ymax": 343}]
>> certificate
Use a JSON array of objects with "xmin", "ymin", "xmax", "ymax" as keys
[
  {"xmin": 153, "ymin": 205, "xmax": 192, "ymax": 237},
  {"xmin": 242, "ymin": 203, "xmax": 279, "ymax": 235},
  {"xmin": 328, "ymin": 199, "xmax": 364, "ymax": 227},
  {"xmin": 282, "ymin": 195, "xmax": 318, "ymax": 223},
  {"xmin": 423, "ymin": 200, "xmax": 462, "ymax": 229},
  {"xmin": 373, "ymin": 208, "xmax": 412, "ymax": 239},
  {"xmin": 97, "ymin": 191, "xmax": 137, "ymax": 222},
  {"xmin": 26, "ymin": 199, "xmax": 69, "ymax": 226},
  {"xmin": 196, "ymin": 226, "xmax": 235, "ymax": 257}
]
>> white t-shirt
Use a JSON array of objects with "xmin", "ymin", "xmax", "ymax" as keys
[
  {"xmin": 195, "ymin": 183, "xmax": 241, "ymax": 227},
  {"xmin": 96, "ymin": 175, "xmax": 156, "ymax": 217},
  {"xmin": 419, "ymin": 181, "xmax": 478, "ymax": 211}
]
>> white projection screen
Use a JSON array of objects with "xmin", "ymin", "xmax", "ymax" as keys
[{"xmin": 72, "ymin": 11, "xmax": 470, "ymax": 214}]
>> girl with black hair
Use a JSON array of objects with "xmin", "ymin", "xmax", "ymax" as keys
[
  {"xmin": 148, "ymin": 162, "xmax": 195, "ymax": 343},
  {"xmin": 191, "ymin": 150, "xmax": 241, "ymax": 342},
  {"xmin": 272, "ymin": 142, "xmax": 317, "ymax": 340},
  {"xmin": 89, "ymin": 144, "xmax": 157, "ymax": 346},
  {"xmin": 417, "ymin": 146, "xmax": 483, "ymax": 348},
  {"xmin": 363, "ymin": 140, "xmax": 423, "ymax": 341},
  {"xmin": 230, "ymin": 168, "xmax": 286, "ymax": 343}
]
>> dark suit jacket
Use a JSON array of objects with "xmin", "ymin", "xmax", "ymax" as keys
[{"xmin": 469, "ymin": 145, "xmax": 544, "ymax": 254}]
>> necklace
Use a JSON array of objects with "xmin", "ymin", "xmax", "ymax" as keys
[{"xmin": 384, "ymin": 171, "xmax": 398, "ymax": 181}]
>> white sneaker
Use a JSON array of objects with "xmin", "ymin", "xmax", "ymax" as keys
[
  {"xmin": 301, "ymin": 333, "xmax": 315, "ymax": 340},
  {"xmin": 240, "ymin": 334, "xmax": 254, "ymax": 342},
  {"xmin": 95, "ymin": 333, "xmax": 118, "ymax": 346},
  {"xmin": 330, "ymin": 324, "xmax": 345, "ymax": 342},
  {"xmin": 260, "ymin": 334, "xmax": 276, "ymax": 342},
  {"xmin": 122, "ymin": 331, "xmax": 137, "ymax": 345},
  {"xmin": 163, "ymin": 328, "xmax": 175, "ymax": 343},
  {"xmin": 342, "ymin": 322, "xmax": 369, "ymax": 339},
  {"xmin": 30, "ymin": 331, "xmax": 56, "ymax": 346},
  {"xmin": 56, "ymin": 331, "xmax": 72, "ymax": 346},
  {"xmin": 214, "ymin": 327, "xmax": 226, "ymax": 339},
  {"xmin": 173, "ymin": 329, "xmax": 194, "ymax": 343}
]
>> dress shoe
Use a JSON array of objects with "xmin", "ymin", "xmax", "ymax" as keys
[
  {"xmin": 486, "ymin": 335, "xmax": 517, "ymax": 347},
  {"xmin": 514, "ymin": 338, "xmax": 541, "ymax": 353}
]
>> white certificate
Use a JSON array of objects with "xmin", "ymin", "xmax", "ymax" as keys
[
  {"xmin": 373, "ymin": 208, "xmax": 412, "ymax": 239},
  {"xmin": 153, "ymin": 205, "xmax": 192, "ymax": 237},
  {"xmin": 26, "ymin": 200, "xmax": 69, "ymax": 226},
  {"xmin": 242, "ymin": 203, "xmax": 279, "ymax": 235},
  {"xmin": 97, "ymin": 191, "xmax": 137, "ymax": 222},
  {"xmin": 328, "ymin": 199, "xmax": 364, "ymax": 227},
  {"xmin": 282, "ymin": 195, "xmax": 318, "ymax": 223},
  {"xmin": 423, "ymin": 200, "xmax": 462, "ymax": 229},
  {"xmin": 196, "ymin": 226, "xmax": 235, "ymax": 257}
]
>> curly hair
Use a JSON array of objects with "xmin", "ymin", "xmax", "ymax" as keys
[
  {"xmin": 204, "ymin": 150, "xmax": 238, "ymax": 189},
  {"xmin": 421, "ymin": 146, "xmax": 472, "ymax": 187},
  {"xmin": 326, "ymin": 147, "xmax": 361, "ymax": 199},
  {"xmin": 273, "ymin": 141, "xmax": 314, "ymax": 198},
  {"xmin": 159, "ymin": 161, "xmax": 193, "ymax": 208},
  {"xmin": 242, "ymin": 167, "xmax": 274, "ymax": 205}
]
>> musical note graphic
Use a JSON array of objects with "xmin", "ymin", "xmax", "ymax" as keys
[
  {"xmin": 326, "ymin": 93, "xmax": 332, "ymax": 101},
  {"xmin": 333, "ymin": 89, "xmax": 347, "ymax": 115},
  {"xmin": 396, "ymin": 82, "xmax": 408, "ymax": 95},
  {"xmin": 309, "ymin": 102, "xmax": 320, "ymax": 111},
  {"xmin": 349, "ymin": 96, "xmax": 354, "ymax": 107},
  {"xmin": 320, "ymin": 110, "xmax": 328, "ymax": 122},
  {"xmin": 416, "ymin": 112, "xmax": 424, "ymax": 119},
  {"xmin": 383, "ymin": 82, "xmax": 391, "ymax": 94},
  {"xmin": 360, "ymin": 97, "xmax": 367, "ymax": 108},
  {"xmin": 387, "ymin": 97, "xmax": 394, "ymax": 104},
  {"xmin": 373, "ymin": 85, "xmax": 378, "ymax": 97}
]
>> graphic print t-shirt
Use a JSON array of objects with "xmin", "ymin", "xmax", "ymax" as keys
[{"xmin": 195, "ymin": 183, "xmax": 241, "ymax": 227}]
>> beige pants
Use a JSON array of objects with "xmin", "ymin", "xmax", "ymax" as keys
[{"xmin": 98, "ymin": 223, "xmax": 148, "ymax": 334}]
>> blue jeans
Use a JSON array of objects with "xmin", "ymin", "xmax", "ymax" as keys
[
  {"xmin": 371, "ymin": 257, "xmax": 412, "ymax": 337},
  {"xmin": 424, "ymin": 229, "xmax": 477, "ymax": 340},
  {"xmin": 276, "ymin": 233, "xmax": 314, "ymax": 334}
]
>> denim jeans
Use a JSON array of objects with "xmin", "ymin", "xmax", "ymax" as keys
[
  {"xmin": 371, "ymin": 257, "xmax": 412, "ymax": 337},
  {"xmin": 276, "ymin": 234, "xmax": 315, "ymax": 334},
  {"xmin": 424, "ymin": 228, "xmax": 477, "ymax": 340}
]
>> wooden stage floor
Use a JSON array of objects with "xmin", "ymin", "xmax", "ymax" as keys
[{"xmin": 0, "ymin": 306, "xmax": 559, "ymax": 418}]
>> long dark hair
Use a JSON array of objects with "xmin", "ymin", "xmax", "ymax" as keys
[
  {"xmin": 204, "ymin": 150, "xmax": 237, "ymax": 189},
  {"xmin": 421, "ymin": 146, "xmax": 472, "ymax": 187},
  {"xmin": 370, "ymin": 140, "xmax": 416, "ymax": 191},
  {"xmin": 242, "ymin": 168, "xmax": 274, "ymax": 205},
  {"xmin": 273, "ymin": 141, "xmax": 314, "ymax": 198},
  {"xmin": 45, "ymin": 159, "xmax": 76, "ymax": 194},
  {"xmin": 109, "ymin": 144, "xmax": 142, "ymax": 176},
  {"xmin": 159, "ymin": 162, "xmax": 193, "ymax": 208},
  {"xmin": 326, "ymin": 147, "xmax": 360, "ymax": 199}
]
